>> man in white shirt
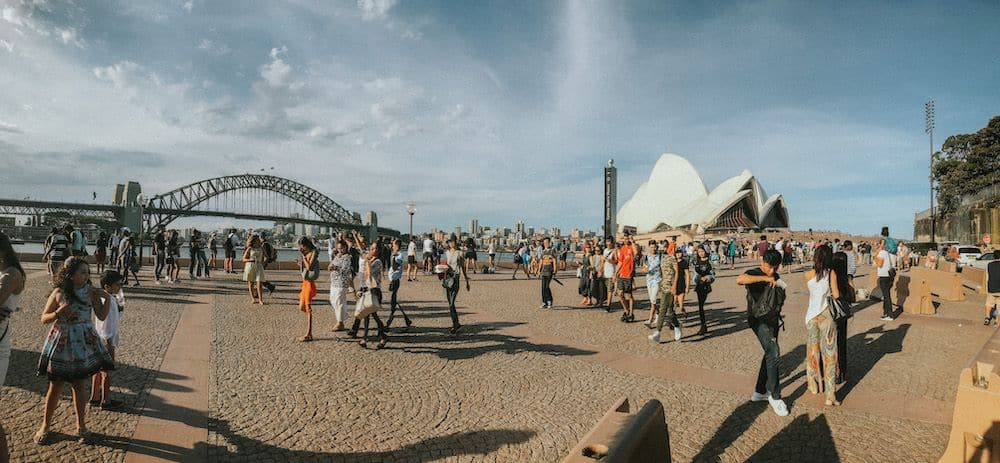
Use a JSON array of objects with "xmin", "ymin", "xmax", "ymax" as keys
[
  {"xmin": 875, "ymin": 242, "xmax": 896, "ymax": 321},
  {"xmin": 603, "ymin": 238, "xmax": 618, "ymax": 309},
  {"xmin": 422, "ymin": 235, "xmax": 435, "ymax": 274},
  {"xmin": 406, "ymin": 239, "xmax": 418, "ymax": 281}
]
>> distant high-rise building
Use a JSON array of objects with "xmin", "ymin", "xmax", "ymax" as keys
[
  {"xmin": 469, "ymin": 219, "xmax": 479, "ymax": 236},
  {"xmin": 571, "ymin": 228, "xmax": 581, "ymax": 239},
  {"xmin": 516, "ymin": 220, "xmax": 525, "ymax": 235},
  {"xmin": 604, "ymin": 159, "xmax": 617, "ymax": 239},
  {"xmin": 552, "ymin": 227, "xmax": 561, "ymax": 238},
  {"xmin": 527, "ymin": 226, "xmax": 534, "ymax": 237},
  {"xmin": 453, "ymin": 226, "xmax": 462, "ymax": 237}
]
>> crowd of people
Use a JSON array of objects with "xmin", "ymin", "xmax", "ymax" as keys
[{"xmin": 5, "ymin": 221, "xmax": 1000, "ymax": 458}]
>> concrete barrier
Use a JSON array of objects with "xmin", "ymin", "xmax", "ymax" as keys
[
  {"xmin": 939, "ymin": 329, "xmax": 1000, "ymax": 463},
  {"xmin": 938, "ymin": 261, "xmax": 959, "ymax": 273},
  {"xmin": 562, "ymin": 397, "xmax": 671, "ymax": 463},
  {"xmin": 910, "ymin": 267, "xmax": 966, "ymax": 302},
  {"xmin": 961, "ymin": 267, "xmax": 988, "ymax": 294},
  {"xmin": 868, "ymin": 271, "xmax": 935, "ymax": 315}
]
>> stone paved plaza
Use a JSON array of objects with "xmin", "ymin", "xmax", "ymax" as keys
[{"xmin": 2, "ymin": 259, "xmax": 995, "ymax": 462}]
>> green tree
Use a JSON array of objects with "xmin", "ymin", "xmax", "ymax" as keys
[{"xmin": 932, "ymin": 115, "xmax": 1000, "ymax": 214}]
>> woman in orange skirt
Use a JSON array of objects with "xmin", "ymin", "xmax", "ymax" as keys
[{"xmin": 296, "ymin": 237, "xmax": 320, "ymax": 342}]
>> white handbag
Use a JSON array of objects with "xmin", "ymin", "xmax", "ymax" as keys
[{"xmin": 353, "ymin": 267, "xmax": 381, "ymax": 319}]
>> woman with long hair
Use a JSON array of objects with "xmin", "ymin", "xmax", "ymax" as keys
[
  {"xmin": 693, "ymin": 246, "xmax": 715, "ymax": 335},
  {"xmin": 95, "ymin": 231, "xmax": 108, "ymax": 274},
  {"xmin": 0, "ymin": 232, "xmax": 26, "ymax": 459},
  {"xmin": 464, "ymin": 237, "xmax": 478, "ymax": 274},
  {"xmin": 349, "ymin": 243, "xmax": 389, "ymax": 348},
  {"xmin": 164, "ymin": 230, "xmax": 178, "ymax": 284},
  {"xmin": 590, "ymin": 245, "xmax": 607, "ymax": 310},
  {"xmin": 512, "ymin": 242, "xmax": 528, "ymax": 280},
  {"xmin": 440, "ymin": 238, "xmax": 471, "ymax": 334},
  {"xmin": 578, "ymin": 243, "xmax": 593, "ymax": 306},
  {"xmin": 242, "ymin": 235, "xmax": 266, "ymax": 305},
  {"xmin": 120, "ymin": 230, "xmax": 140, "ymax": 287},
  {"xmin": 385, "ymin": 239, "xmax": 413, "ymax": 330},
  {"xmin": 831, "ymin": 251, "xmax": 855, "ymax": 384},
  {"xmin": 643, "ymin": 241, "xmax": 661, "ymax": 325},
  {"xmin": 35, "ymin": 257, "xmax": 115, "ymax": 444},
  {"xmin": 296, "ymin": 237, "xmax": 319, "ymax": 342},
  {"xmin": 803, "ymin": 245, "xmax": 841, "ymax": 406},
  {"xmin": 673, "ymin": 249, "xmax": 690, "ymax": 316}
]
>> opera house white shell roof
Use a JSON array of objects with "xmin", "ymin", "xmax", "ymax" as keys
[{"xmin": 617, "ymin": 153, "xmax": 789, "ymax": 234}]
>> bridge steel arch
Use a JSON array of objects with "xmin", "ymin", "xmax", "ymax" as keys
[{"xmin": 144, "ymin": 174, "xmax": 361, "ymax": 231}]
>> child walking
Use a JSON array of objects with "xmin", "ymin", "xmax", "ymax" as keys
[
  {"xmin": 90, "ymin": 270, "xmax": 125, "ymax": 410},
  {"xmin": 35, "ymin": 257, "xmax": 115, "ymax": 445}
]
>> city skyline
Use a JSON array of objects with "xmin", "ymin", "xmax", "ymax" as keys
[{"xmin": 2, "ymin": 1, "xmax": 1000, "ymax": 239}]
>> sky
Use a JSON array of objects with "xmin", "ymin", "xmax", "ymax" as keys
[{"xmin": 1, "ymin": 0, "xmax": 999, "ymax": 238}]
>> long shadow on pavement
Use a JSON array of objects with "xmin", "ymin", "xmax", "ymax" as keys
[
  {"xmin": 746, "ymin": 413, "xmax": 840, "ymax": 462},
  {"xmin": 690, "ymin": 322, "xmax": 911, "ymax": 461},
  {"xmin": 380, "ymin": 321, "xmax": 597, "ymax": 360},
  {"xmin": 97, "ymin": 420, "xmax": 535, "ymax": 462}
]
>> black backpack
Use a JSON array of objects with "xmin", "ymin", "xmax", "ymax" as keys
[{"xmin": 747, "ymin": 285, "xmax": 786, "ymax": 324}]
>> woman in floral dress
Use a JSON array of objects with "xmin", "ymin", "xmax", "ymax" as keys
[{"xmin": 35, "ymin": 257, "xmax": 115, "ymax": 444}]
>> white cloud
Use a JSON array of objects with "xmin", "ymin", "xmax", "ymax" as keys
[
  {"xmin": 58, "ymin": 27, "xmax": 85, "ymax": 48},
  {"xmin": 182, "ymin": 0, "xmax": 193, "ymax": 12},
  {"xmin": 0, "ymin": 120, "xmax": 22, "ymax": 134},
  {"xmin": 0, "ymin": 39, "xmax": 12, "ymax": 52},
  {"xmin": 357, "ymin": 0, "xmax": 397, "ymax": 21},
  {"xmin": 260, "ymin": 46, "xmax": 291, "ymax": 87},
  {"xmin": 196, "ymin": 38, "xmax": 231, "ymax": 55}
]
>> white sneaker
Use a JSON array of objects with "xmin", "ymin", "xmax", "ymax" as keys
[
  {"xmin": 648, "ymin": 331, "xmax": 662, "ymax": 343},
  {"xmin": 880, "ymin": 316, "xmax": 893, "ymax": 321},
  {"xmin": 674, "ymin": 327, "xmax": 683, "ymax": 341},
  {"xmin": 539, "ymin": 304, "xmax": 547, "ymax": 309},
  {"xmin": 768, "ymin": 397, "xmax": 789, "ymax": 417},
  {"xmin": 643, "ymin": 319, "xmax": 653, "ymax": 327},
  {"xmin": 750, "ymin": 391, "xmax": 768, "ymax": 402}
]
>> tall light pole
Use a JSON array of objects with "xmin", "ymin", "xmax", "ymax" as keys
[
  {"xmin": 925, "ymin": 100, "xmax": 935, "ymax": 243},
  {"xmin": 406, "ymin": 203, "xmax": 417, "ymax": 242}
]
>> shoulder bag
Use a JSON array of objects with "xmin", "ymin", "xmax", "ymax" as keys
[
  {"xmin": 353, "ymin": 268, "xmax": 381, "ymax": 319},
  {"xmin": 827, "ymin": 279, "xmax": 853, "ymax": 321}
]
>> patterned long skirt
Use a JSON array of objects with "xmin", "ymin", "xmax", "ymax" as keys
[{"xmin": 805, "ymin": 309, "xmax": 838, "ymax": 401}]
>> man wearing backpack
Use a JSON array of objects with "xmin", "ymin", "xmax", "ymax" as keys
[
  {"xmin": 736, "ymin": 249, "xmax": 789, "ymax": 417},
  {"xmin": 224, "ymin": 229, "xmax": 237, "ymax": 274},
  {"xmin": 260, "ymin": 231, "xmax": 278, "ymax": 294},
  {"xmin": 68, "ymin": 224, "xmax": 87, "ymax": 257}
]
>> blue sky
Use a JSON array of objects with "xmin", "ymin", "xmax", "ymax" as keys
[{"xmin": 1, "ymin": 0, "xmax": 998, "ymax": 238}]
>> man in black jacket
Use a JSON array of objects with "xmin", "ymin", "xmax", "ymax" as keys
[{"xmin": 736, "ymin": 249, "xmax": 789, "ymax": 417}]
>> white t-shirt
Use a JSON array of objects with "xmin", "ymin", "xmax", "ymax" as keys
[
  {"xmin": 407, "ymin": 241, "xmax": 417, "ymax": 258},
  {"xmin": 422, "ymin": 239, "xmax": 434, "ymax": 254},
  {"xmin": 603, "ymin": 248, "xmax": 616, "ymax": 278},
  {"xmin": 487, "ymin": 243, "xmax": 495, "ymax": 254},
  {"xmin": 94, "ymin": 290, "xmax": 124, "ymax": 346},
  {"xmin": 876, "ymin": 249, "xmax": 894, "ymax": 277}
]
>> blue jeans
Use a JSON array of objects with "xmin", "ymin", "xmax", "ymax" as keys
[{"xmin": 752, "ymin": 320, "xmax": 781, "ymax": 399}]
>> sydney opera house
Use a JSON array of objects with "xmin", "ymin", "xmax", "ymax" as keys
[{"xmin": 617, "ymin": 154, "xmax": 789, "ymax": 235}]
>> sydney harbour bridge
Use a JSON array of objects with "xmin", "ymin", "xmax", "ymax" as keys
[{"xmin": 0, "ymin": 174, "xmax": 399, "ymax": 237}]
